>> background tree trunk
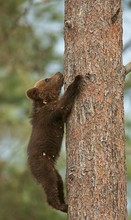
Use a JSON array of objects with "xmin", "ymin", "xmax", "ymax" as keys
[{"xmin": 64, "ymin": 0, "xmax": 127, "ymax": 219}]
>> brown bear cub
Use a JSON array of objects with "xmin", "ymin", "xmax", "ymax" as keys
[{"xmin": 26, "ymin": 72, "xmax": 82, "ymax": 213}]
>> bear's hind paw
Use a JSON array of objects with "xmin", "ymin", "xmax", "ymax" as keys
[{"xmin": 59, "ymin": 203, "xmax": 68, "ymax": 213}]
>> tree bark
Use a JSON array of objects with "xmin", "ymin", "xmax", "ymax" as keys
[{"xmin": 64, "ymin": 1, "xmax": 127, "ymax": 220}]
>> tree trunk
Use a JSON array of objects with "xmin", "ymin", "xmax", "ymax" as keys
[{"xmin": 64, "ymin": 0, "xmax": 127, "ymax": 219}]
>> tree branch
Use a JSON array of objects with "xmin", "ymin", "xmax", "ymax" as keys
[{"xmin": 124, "ymin": 62, "xmax": 131, "ymax": 76}]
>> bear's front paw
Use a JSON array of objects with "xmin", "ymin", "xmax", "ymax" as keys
[
  {"xmin": 74, "ymin": 75, "xmax": 83, "ymax": 82},
  {"xmin": 73, "ymin": 75, "xmax": 83, "ymax": 88}
]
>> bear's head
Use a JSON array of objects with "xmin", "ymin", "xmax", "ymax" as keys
[{"xmin": 26, "ymin": 72, "xmax": 64, "ymax": 104}]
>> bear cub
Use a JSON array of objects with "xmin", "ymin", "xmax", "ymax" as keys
[{"xmin": 26, "ymin": 72, "xmax": 82, "ymax": 213}]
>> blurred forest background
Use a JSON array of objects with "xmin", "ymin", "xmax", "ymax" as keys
[{"xmin": 0, "ymin": 0, "xmax": 131, "ymax": 219}]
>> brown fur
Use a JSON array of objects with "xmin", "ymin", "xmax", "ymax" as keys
[{"xmin": 26, "ymin": 72, "xmax": 82, "ymax": 212}]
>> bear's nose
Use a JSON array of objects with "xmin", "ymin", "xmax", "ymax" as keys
[{"xmin": 55, "ymin": 72, "xmax": 63, "ymax": 78}]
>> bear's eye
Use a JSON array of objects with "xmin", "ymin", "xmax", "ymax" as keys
[{"xmin": 45, "ymin": 78, "xmax": 49, "ymax": 82}]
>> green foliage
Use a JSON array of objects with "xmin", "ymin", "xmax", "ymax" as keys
[
  {"xmin": 0, "ymin": 161, "xmax": 67, "ymax": 220},
  {"xmin": 128, "ymin": 1, "xmax": 131, "ymax": 7},
  {"xmin": 0, "ymin": 0, "xmax": 63, "ymax": 73}
]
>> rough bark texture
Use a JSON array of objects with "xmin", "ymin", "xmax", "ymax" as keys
[{"xmin": 64, "ymin": 1, "xmax": 127, "ymax": 220}]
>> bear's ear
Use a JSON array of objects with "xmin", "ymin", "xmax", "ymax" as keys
[{"xmin": 26, "ymin": 88, "xmax": 40, "ymax": 100}]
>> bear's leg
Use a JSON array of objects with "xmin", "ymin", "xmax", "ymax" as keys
[
  {"xmin": 56, "ymin": 171, "xmax": 66, "ymax": 204},
  {"xmin": 41, "ymin": 162, "xmax": 67, "ymax": 213}
]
